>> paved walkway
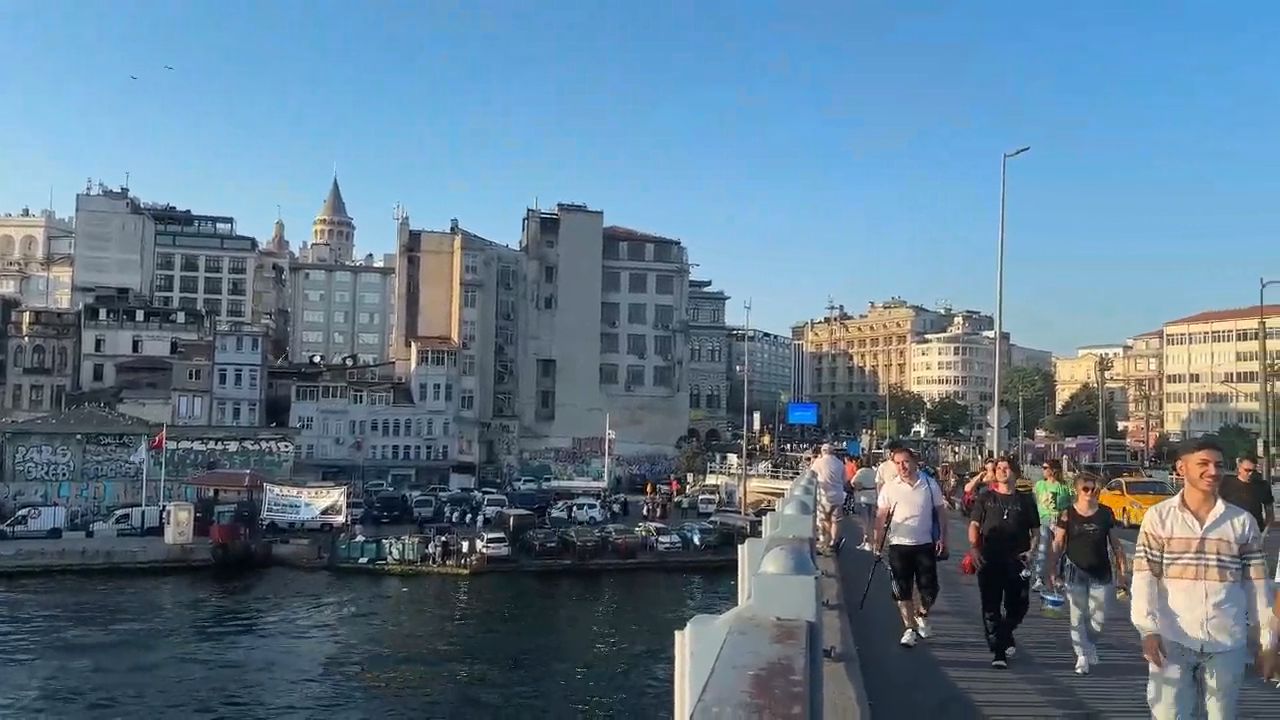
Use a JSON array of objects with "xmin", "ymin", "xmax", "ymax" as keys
[{"xmin": 837, "ymin": 515, "xmax": 1280, "ymax": 719}]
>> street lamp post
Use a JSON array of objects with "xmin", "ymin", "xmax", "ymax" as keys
[
  {"xmin": 992, "ymin": 145, "xmax": 1030, "ymax": 458},
  {"xmin": 1095, "ymin": 355, "xmax": 1114, "ymax": 463},
  {"xmin": 740, "ymin": 299, "xmax": 752, "ymax": 514},
  {"xmin": 1259, "ymin": 279, "xmax": 1279, "ymax": 481}
]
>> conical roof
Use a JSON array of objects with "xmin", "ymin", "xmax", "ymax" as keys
[{"xmin": 318, "ymin": 177, "xmax": 350, "ymax": 219}]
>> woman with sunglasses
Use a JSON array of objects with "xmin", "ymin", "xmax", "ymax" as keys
[{"xmin": 1047, "ymin": 472, "xmax": 1130, "ymax": 675}]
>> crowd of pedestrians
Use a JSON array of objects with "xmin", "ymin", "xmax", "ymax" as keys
[{"xmin": 815, "ymin": 435, "xmax": 1280, "ymax": 717}]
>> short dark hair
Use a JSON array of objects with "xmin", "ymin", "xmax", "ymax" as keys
[
  {"xmin": 890, "ymin": 445, "xmax": 916, "ymax": 460},
  {"xmin": 1044, "ymin": 459, "xmax": 1062, "ymax": 472},
  {"xmin": 995, "ymin": 454, "xmax": 1022, "ymax": 477},
  {"xmin": 1176, "ymin": 436, "xmax": 1224, "ymax": 460}
]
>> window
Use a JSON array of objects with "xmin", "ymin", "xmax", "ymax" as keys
[
  {"xmin": 156, "ymin": 275, "xmax": 174, "ymax": 292},
  {"xmin": 205, "ymin": 257, "xmax": 222, "ymax": 273},
  {"xmin": 215, "ymin": 401, "xmax": 228, "ymax": 424},
  {"xmin": 463, "ymin": 253, "xmax": 479, "ymax": 276},
  {"xmin": 600, "ymin": 363, "xmax": 619, "ymax": 385},
  {"xmin": 226, "ymin": 301, "xmax": 245, "ymax": 318},
  {"xmin": 203, "ymin": 277, "xmax": 222, "ymax": 294},
  {"xmin": 602, "ymin": 271, "xmax": 621, "ymax": 292},
  {"xmin": 432, "ymin": 383, "xmax": 442, "ymax": 402},
  {"xmin": 304, "ymin": 290, "xmax": 325, "ymax": 302},
  {"xmin": 92, "ymin": 363, "xmax": 104, "ymax": 382},
  {"xmin": 655, "ymin": 275, "xmax": 675, "ymax": 295},
  {"xmin": 156, "ymin": 253, "xmax": 175, "ymax": 271},
  {"xmin": 358, "ymin": 312, "xmax": 381, "ymax": 324},
  {"xmin": 332, "ymin": 331, "xmax": 347, "ymax": 344},
  {"xmin": 538, "ymin": 359, "xmax": 556, "ymax": 380},
  {"xmin": 625, "ymin": 364, "xmax": 646, "ymax": 387},
  {"xmin": 654, "ymin": 304, "xmax": 675, "ymax": 326},
  {"xmin": 202, "ymin": 299, "xmax": 222, "ymax": 316},
  {"xmin": 301, "ymin": 331, "xmax": 323, "ymax": 342},
  {"xmin": 706, "ymin": 386, "xmax": 722, "ymax": 409},
  {"xmin": 653, "ymin": 244, "xmax": 675, "ymax": 262},
  {"xmin": 297, "ymin": 415, "xmax": 314, "ymax": 430},
  {"xmin": 181, "ymin": 255, "xmax": 199, "ymax": 272},
  {"xmin": 228, "ymin": 258, "xmax": 247, "ymax": 275},
  {"xmin": 357, "ymin": 333, "xmax": 380, "ymax": 346},
  {"xmin": 248, "ymin": 369, "xmax": 259, "ymax": 389},
  {"xmin": 461, "ymin": 389, "xmax": 475, "ymax": 410},
  {"xmin": 601, "ymin": 303, "xmax": 620, "ymax": 325},
  {"xmin": 626, "ymin": 242, "xmax": 646, "ymax": 261},
  {"xmin": 233, "ymin": 369, "xmax": 244, "ymax": 388},
  {"xmin": 28, "ymin": 345, "xmax": 46, "ymax": 369},
  {"xmin": 231, "ymin": 403, "xmax": 242, "ymax": 425},
  {"xmin": 28, "ymin": 385, "xmax": 44, "ymax": 410},
  {"xmin": 628, "ymin": 272, "xmax": 648, "ymax": 293},
  {"xmin": 463, "ymin": 288, "xmax": 478, "ymax": 309},
  {"xmin": 228, "ymin": 279, "xmax": 247, "ymax": 296},
  {"xmin": 538, "ymin": 389, "xmax": 555, "ymax": 411},
  {"xmin": 179, "ymin": 276, "xmax": 198, "ymax": 293},
  {"xmin": 690, "ymin": 385, "xmax": 701, "ymax": 408},
  {"xmin": 462, "ymin": 320, "xmax": 476, "ymax": 344},
  {"xmin": 217, "ymin": 368, "xmax": 228, "ymax": 387},
  {"xmin": 360, "ymin": 292, "xmax": 381, "ymax": 305},
  {"xmin": 627, "ymin": 334, "xmax": 647, "ymax": 356},
  {"xmin": 304, "ymin": 310, "xmax": 325, "ymax": 323},
  {"xmin": 600, "ymin": 333, "xmax": 619, "ymax": 354},
  {"xmin": 655, "ymin": 335, "xmax": 674, "ymax": 358},
  {"xmin": 462, "ymin": 355, "xmax": 476, "ymax": 376},
  {"xmin": 187, "ymin": 368, "xmax": 202, "ymax": 382},
  {"xmin": 445, "ymin": 383, "xmax": 454, "ymax": 402},
  {"xmin": 627, "ymin": 303, "xmax": 647, "ymax": 325},
  {"xmin": 9, "ymin": 384, "xmax": 19, "ymax": 408},
  {"xmin": 543, "ymin": 265, "xmax": 557, "ymax": 284},
  {"xmin": 653, "ymin": 366, "xmax": 673, "ymax": 388}
]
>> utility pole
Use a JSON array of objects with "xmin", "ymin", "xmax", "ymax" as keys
[
  {"xmin": 740, "ymin": 299, "xmax": 752, "ymax": 514},
  {"xmin": 1017, "ymin": 393, "xmax": 1025, "ymax": 466},
  {"xmin": 602, "ymin": 413, "xmax": 614, "ymax": 492},
  {"xmin": 1259, "ymin": 278, "xmax": 1277, "ymax": 481},
  {"xmin": 1096, "ymin": 355, "xmax": 1114, "ymax": 463},
  {"xmin": 993, "ymin": 145, "xmax": 1031, "ymax": 458}
]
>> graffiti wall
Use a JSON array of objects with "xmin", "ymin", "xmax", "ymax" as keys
[
  {"xmin": 516, "ymin": 437, "xmax": 676, "ymax": 486},
  {"xmin": 2, "ymin": 431, "xmax": 295, "ymax": 522}
]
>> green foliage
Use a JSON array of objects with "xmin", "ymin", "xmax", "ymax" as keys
[
  {"xmin": 926, "ymin": 396, "xmax": 971, "ymax": 437},
  {"xmin": 1045, "ymin": 384, "xmax": 1121, "ymax": 439},
  {"xmin": 886, "ymin": 386, "xmax": 927, "ymax": 436},
  {"xmin": 1203, "ymin": 423, "xmax": 1257, "ymax": 463}
]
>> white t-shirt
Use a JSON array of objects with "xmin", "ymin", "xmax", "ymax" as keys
[
  {"xmin": 876, "ymin": 471, "xmax": 944, "ymax": 546},
  {"xmin": 852, "ymin": 468, "xmax": 878, "ymax": 505},
  {"xmin": 876, "ymin": 460, "xmax": 897, "ymax": 489},
  {"xmin": 810, "ymin": 454, "xmax": 846, "ymax": 505}
]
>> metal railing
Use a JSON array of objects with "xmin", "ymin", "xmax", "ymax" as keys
[{"xmin": 672, "ymin": 470, "xmax": 867, "ymax": 719}]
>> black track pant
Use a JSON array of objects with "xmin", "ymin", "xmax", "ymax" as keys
[
  {"xmin": 978, "ymin": 555, "xmax": 1030, "ymax": 654},
  {"xmin": 886, "ymin": 543, "xmax": 939, "ymax": 610}
]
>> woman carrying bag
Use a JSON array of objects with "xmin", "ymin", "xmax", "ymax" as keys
[{"xmin": 1047, "ymin": 472, "xmax": 1129, "ymax": 676}]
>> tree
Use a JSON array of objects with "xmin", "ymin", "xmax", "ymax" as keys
[
  {"xmin": 1206, "ymin": 423, "xmax": 1256, "ymax": 463},
  {"xmin": 926, "ymin": 397, "xmax": 970, "ymax": 437},
  {"xmin": 885, "ymin": 386, "xmax": 927, "ymax": 436},
  {"xmin": 1151, "ymin": 433, "xmax": 1178, "ymax": 466},
  {"xmin": 836, "ymin": 404, "xmax": 861, "ymax": 433},
  {"xmin": 1001, "ymin": 366, "xmax": 1053, "ymax": 439},
  {"xmin": 677, "ymin": 441, "xmax": 707, "ymax": 480},
  {"xmin": 1045, "ymin": 384, "xmax": 1121, "ymax": 439}
]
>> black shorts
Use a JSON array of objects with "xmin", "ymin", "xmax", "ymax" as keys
[{"xmin": 887, "ymin": 543, "xmax": 940, "ymax": 607}]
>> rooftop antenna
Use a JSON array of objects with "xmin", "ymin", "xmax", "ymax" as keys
[
  {"xmin": 825, "ymin": 295, "xmax": 837, "ymax": 321},
  {"xmin": 276, "ymin": 204, "xmax": 282, "ymax": 221},
  {"xmin": 123, "ymin": 171, "xmax": 130, "ymax": 190},
  {"xmin": 48, "ymin": 186, "xmax": 53, "ymax": 214}
]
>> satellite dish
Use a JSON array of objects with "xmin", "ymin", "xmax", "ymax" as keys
[
  {"xmin": 987, "ymin": 407, "xmax": 1011, "ymax": 429},
  {"xmin": 308, "ymin": 354, "xmax": 324, "ymax": 366}
]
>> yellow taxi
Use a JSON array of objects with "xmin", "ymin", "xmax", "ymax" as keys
[{"xmin": 1097, "ymin": 478, "xmax": 1177, "ymax": 528}]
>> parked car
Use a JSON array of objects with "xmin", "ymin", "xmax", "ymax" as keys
[
  {"xmin": 368, "ymin": 493, "xmax": 408, "ymax": 524},
  {"xmin": 363, "ymin": 480, "xmax": 394, "ymax": 495},
  {"xmin": 512, "ymin": 476, "xmax": 542, "ymax": 491},
  {"xmin": 424, "ymin": 485, "xmax": 451, "ymax": 497},
  {"xmin": 696, "ymin": 492, "xmax": 721, "ymax": 516},
  {"xmin": 596, "ymin": 524, "xmax": 641, "ymax": 559},
  {"xmin": 509, "ymin": 490, "xmax": 552, "ymax": 517},
  {"xmin": 481, "ymin": 494, "xmax": 510, "ymax": 522},
  {"xmin": 0, "ymin": 505, "xmax": 67, "ymax": 540},
  {"xmin": 92, "ymin": 506, "xmax": 163, "ymax": 537},
  {"xmin": 636, "ymin": 521, "xmax": 682, "ymax": 553},
  {"xmin": 480, "ymin": 531, "xmax": 512, "ymax": 559},
  {"xmin": 492, "ymin": 508, "xmax": 538, "ymax": 544},
  {"xmin": 548, "ymin": 497, "xmax": 606, "ymax": 525},
  {"xmin": 411, "ymin": 495, "xmax": 438, "ymax": 524},
  {"xmin": 559, "ymin": 527, "xmax": 601, "ymax": 559},
  {"xmin": 522, "ymin": 528, "xmax": 561, "ymax": 557},
  {"xmin": 348, "ymin": 497, "xmax": 366, "ymax": 524},
  {"xmin": 675, "ymin": 521, "xmax": 727, "ymax": 550}
]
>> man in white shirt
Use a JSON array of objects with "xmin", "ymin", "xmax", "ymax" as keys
[
  {"xmin": 851, "ymin": 457, "xmax": 880, "ymax": 551},
  {"xmin": 1132, "ymin": 436, "xmax": 1275, "ymax": 717},
  {"xmin": 873, "ymin": 445, "xmax": 947, "ymax": 648},
  {"xmin": 810, "ymin": 443, "xmax": 846, "ymax": 553}
]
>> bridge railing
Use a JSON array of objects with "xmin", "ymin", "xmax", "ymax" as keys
[{"xmin": 672, "ymin": 470, "xmax": 867, "ymax": 719}]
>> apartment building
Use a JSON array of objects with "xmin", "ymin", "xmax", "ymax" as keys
[
  {"xmin": 170, "ymin": 338, "xmax": 213, "ymax": 425},
  {"xmin": 0, "ymin": 207, "xmax": 74, "ymax": 308},
  {"xmin": 255, "ymin": 219, "xmax": 291, "ymax": 362},
  {"xmin": 211, "ymin": 325, "xmax": 267, "ymax": 427},
  {"xmin": 78, "ymin": 296, "xmax": 209, "ymax": 395},
  {"xmin": 1053, "ymin": 345, "xmax": 1128, "ymax": 426},
  {"xmin": 1161, "ymin": 305, "xmax": 1280, "ymax": 440},
  {"xmin": 391, "ymin": 214, "xmax": 521, "ymax": 468},
  {"xmin": 1124, "ymin": 330, "xmax": 1163, "ymax": 447},
  {"xmin": 909, "ymin": 313, "xmax": 998, "ymax": 416},
  {"xmin": 793, "ymin": 299, "xmax": 958, "ymax": 427},
  {"xmin": 71, "ymin": 184, "xmax": 156, "ymax": 303},
  {"xmin": 518, "ymin": 207, "xmax": 690, "ymax": 453},
  {"xmin": 3, "ymin": 306, "xmax": 75, "ymax": 419},
  {"xmin": 686, "ymin": 279, "xmax": 730, "ymax": 441},
  {"xmin": 728, "ymin": 328, "xmax": 793, "ymax": 429},
  {"xmin": 150, "ymin": 206, "xmax": 257, "ymax": 323}
]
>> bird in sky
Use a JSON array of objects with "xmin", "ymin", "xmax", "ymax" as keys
[
  {"xmin": 129, "ymin": 75, "xmax": 138, "ymax": 80},
  {"xmin": 164, "ymin": 65, "xmax": 174, "ymax": 70}
]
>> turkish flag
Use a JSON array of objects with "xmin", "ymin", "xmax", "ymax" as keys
[{"xmin": 149, "ymin": 428, "xmax": 166, "ymax": 451}]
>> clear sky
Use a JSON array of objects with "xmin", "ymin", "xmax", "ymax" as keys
[{"xmin": 3, "ymin": 1, "xmax": 1278, "ymax": 354}]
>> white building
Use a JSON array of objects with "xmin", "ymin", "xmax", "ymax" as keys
[
  {"xmin": 0, "ymin": 207, "xmax": 74, "ymax": 308},
  {"xmin": 686, "ymin": 279, "xmax": 729, "ymax": 441},
  {"xmin": 1162, "ymin": 305, "xmax": 1280, "ymax": 440},
  {"xmin": 150, "ymin": 206, "xmax": 258, "ymax": 321},
  {"xmin": 909, "ymin": 313, "xmax": 998, "ymax": 417},
  {"xmin": 519, "ymin": 207, "xmax": 690, "ymax": 454},
  {"xmin": 71, "ymin": 184, "xmax": 155, "ymax": 303},
  {"xmin": 211, "ymin": 324, "xmax": 267, "ymax": 427}
]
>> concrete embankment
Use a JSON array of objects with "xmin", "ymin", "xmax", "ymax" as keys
[{"xmin": 0, "ymin": 536, "xmax": 213, "ymax": 575}]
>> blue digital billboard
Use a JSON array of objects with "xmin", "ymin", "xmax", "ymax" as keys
[{"xmin": 786, "ymin": 402, "xmax": 819, "ymax": 426}]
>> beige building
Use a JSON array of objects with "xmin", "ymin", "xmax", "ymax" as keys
[
  {"xmin": 792, "ymin": 299, "xmax": 956, "ymax": 428},
  {"xmin": 1123, "ymin": 330, "xmax": 1163, "ymax": 448},
  {"xmin": 909, "ymin": 312, "xmax": 997, "ymax": 415},
  {"xmin": 1053, "ymin": 344, "xmax": 1128, "ymax": 419},
  {"xmin": 0, "ymin": 207, "xmax": 74, "ymax": 309},
  {"xmin": 1161, "ymin": 305, "xmax": 1280, "ymax": 440},
  {"xmin": 3, "ymin": 307, "xmax": 78, "ymax": 420}
]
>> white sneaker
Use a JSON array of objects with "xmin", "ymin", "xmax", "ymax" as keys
[
  {"xmin": 858, "ymin": 541, "xmax": 872, "ymax": 552},
  {"xmin": 915, "ymin": 616, "xmax": 932, "ymax": 639},
  {"xmin": 899, "ymin": 628, "xmax": 919, "ymax": 648},
  {"xmin": 1031, "ymin": 580, "xmax": 1045, "ymax": 593},
  {"xmin": 1006, "ymin": 642, "xmax": 1017, "ymax": 659},
  {"xmin": 1074, "ymin": 656, "xmax": 1090, "ymax": 675}
]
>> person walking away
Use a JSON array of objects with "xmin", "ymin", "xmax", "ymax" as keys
[
  {"xmin": 1033, "ymin": 460, "xmax": 1074, "ymax": 591},
  {"xmin": 874, "ymin": 445, "xmax": 946, "ymax": 647},
  {"xmin": 968, "ymin": 455, "xmax": 1040, "ymax": 669},
  {"xmin": 851, "ymin": 458, "xmax": 879, "ymax": 550},
  {"xmin": 1047, "ymin": 472, "xmax": 1128, "ymax": 675},
  {"xmin": 811, "ymin": 444, "xmax": 846, "ymax": 553},
  {"xmin": 1132, "ymin": 437, "xmax": 1275, "ymax": 718}
]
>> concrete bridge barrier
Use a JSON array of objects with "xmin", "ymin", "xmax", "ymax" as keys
[{"xmin": 673, "ymin": 470, "xmax": 869, "ymax": 719}]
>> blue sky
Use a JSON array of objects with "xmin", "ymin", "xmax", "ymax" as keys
[{"xmin": 3, "ymin": 1, "xmax": 1278, "ymax": 354}]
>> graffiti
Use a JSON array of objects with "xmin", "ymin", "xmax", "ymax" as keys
[
  {"xmin": 162, "ymin": 436, "xmax": 294, "ymax": 481},
  {"xmin": 82, "ymin": 434, "xmax": 144, "ymax": 483},
  {"xmin": 518, "ymin": 448, "xmax": 676, "ymax": 484},
  {"xmin": 166, "ymin": 438, "xmax": 295, "ymax": 454},
  {"xmin": 571, "ymin": 436, "xmax": 608, "ymax": 455},
  {"xmin": 12, "ymin": 444, "xmax": 75, "ymax": 483}
]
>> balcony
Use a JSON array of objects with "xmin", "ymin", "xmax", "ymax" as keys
[{"xmin": 21, "ymin": 365, "xmax": 52, "ymax": 375}]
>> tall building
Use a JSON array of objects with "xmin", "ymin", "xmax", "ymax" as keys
[
  {"xmin": 686, "ymin": 279, "xmax": 729, "ymax": 441},
  {"xmin": 519, "ymin": 207, "xmax": 690, "ymax": 453},
  {"xmin": 910, "ymin": 313, "xmax": 998, "ymax": 418},
  {"xmin": 793, "ymin": 299, "xmax": 959, "ymax": 429},
  {"xmin": 307, "ymin": 177, "xmax": 356, "ymax": 264},
  {"xmin": 150, "ymin": 206, "xmax": 258, "ymax": 321},
  {"xmin": 290, "ymin": 178, "xmax": 393, "ymax": 364},
  {"xmin": 2, "ymin": 305, "xmax": 75, "ymax": 419},
  {"xmin": 211, "ymin": 325, "xmax": 267, "ymax": 427},
  {"xmin": 255, "ymin": 218, "xmax": 291, "ymax": 362},
  {"xmin": 1053, "ymin": 344, "xmax": 1128, "ymax": 416},
  {"xmin": 0, "ymin": 207, "xmax": 75, "ymax": 308},
  {"xmin": 77, "ymin": 295, "xmax": 209, "ymax": 399},
  {"xmin": 1161, "ymin": 305, "xmax": 1280, "ymax": 440},
  {"xmin": 391, "ymin": 213, "xmax": 521, "ymax": 468},
  {"xmin": 1123, "ymin": 330, "xmax": 1163, "ymax": 448},
  {"xmin": 728, "ymin": 328, "xmax": 793, "ymax": 430},
  {"xmin": 71, "ymin": 184, "xmax": 155, "ymax": 303}
]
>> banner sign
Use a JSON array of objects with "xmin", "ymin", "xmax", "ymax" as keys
[{"xmin": 261, "ymin": 483, "xmax": 348, "ymax": 524}]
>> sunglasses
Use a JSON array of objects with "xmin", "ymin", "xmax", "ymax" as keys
[{"xmin": 1079, "ymin": 486, "xmax": 1096, "ymax": 494}]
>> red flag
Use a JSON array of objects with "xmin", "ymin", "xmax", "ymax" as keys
[{"xmin": 149, "ymin": 428, "xmax": 166, "ymax": 451}]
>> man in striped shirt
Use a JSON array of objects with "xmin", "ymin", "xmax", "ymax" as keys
[{"xmin": 1131, "ymin": 436, "xmax": 1276, "ymax": 718}]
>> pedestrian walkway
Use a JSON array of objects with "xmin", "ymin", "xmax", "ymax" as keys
[{"xmin": 837, "ymin": 515, "xmax": 1280, "ymax": 719}]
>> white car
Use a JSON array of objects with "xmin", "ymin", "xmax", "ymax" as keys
[
  {"xmin": 549, "ymin": 498, "xmax": 605, "ymax": 525},
  {"xmin": 696, "ymin": 493, "xmax": 720, "ymax": 515},
  {"xmin": 481, "ymin": 495, "xmax": 510, "ymax": 522},
  {"xmin": 637, "ymin": 522, "xmax": 683, "ymax": 552},
  {"xmin": 480, "ymin": 531, "xmax": 512, "ymax": 559},
  {"xmin": 363, "ymin": 480, "xmax": 393, "ymax": 495}
]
